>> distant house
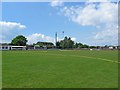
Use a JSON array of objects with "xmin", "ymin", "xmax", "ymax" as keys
[
  {"xmin": 108, "ymin": 46, "xmax": 118, "ymax": 50},
  {"xmin": 34, "ymin": 45, "xmax": 47, "ymax": 50},
  {"xmin": 26, "ymin": 45, "xmax": 34, "ymax": 50},
  {"xmin": 26, "ymin": 44, "xmax": 47, "ymax": 50},
  {"xmin": 108, "ymin": 46, "xmax": 113, "ymax": 50}
]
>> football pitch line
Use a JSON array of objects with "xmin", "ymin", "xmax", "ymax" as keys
[{"xmin": 42, "ymin": 53, "xmax": 119, "ymax": 64}]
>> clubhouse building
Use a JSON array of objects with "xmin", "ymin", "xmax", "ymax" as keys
[
  {"xmin": 0, "ymin": 43, "xmax": 47, "ymax": 50},
  {"xmin": 0, "ymin": 43, "xmax": 26, "ymax": 50}
]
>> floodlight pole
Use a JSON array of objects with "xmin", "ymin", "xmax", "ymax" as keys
[
  {"xmin": 55, "ymin": 32, "xmax": 57, "ymax": 47},
  {"xmin": 62, "ymin": 31, "xmax": 65, "ymax": 49},
  {"xmin": 62, "ymin": 31, "xmax": 64, "ymax": 39}
]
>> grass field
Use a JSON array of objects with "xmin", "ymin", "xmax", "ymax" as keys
[{"xmin": 2, "ymin": 50, "xmax": 118, "ymax": 88}]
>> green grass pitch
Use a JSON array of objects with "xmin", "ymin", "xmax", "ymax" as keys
[{"xmin": 2, "ymin": 50, "xmax": 118, "ymax": 88}]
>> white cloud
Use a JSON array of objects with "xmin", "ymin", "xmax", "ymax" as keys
[
  {"xmin": 87, "ymin": 0, "xmax": 118, "ymax": 3},
  {"xmin": 51, "ymin": 0, "xmax": 63, "ymax": 7},
  {"xmin": 27, "ymin": 33, "xmax": 55, "ymax": 44},
  {"xmin": 60, "ymin": 2, "xmax": 118, "ymax": 45},
  {"xmin": 0, "ymin": 21, "xmax": 26, "ymax": 43},
  {"xmin": 62, "ymin": 2, "xmax": 117, "ymax": 26},
  {"xmin": 0, "ymin": 21, "xmax": 26, "ymax": 31},
  {"xmin": 87, "ymin": 0, "xmax": 109, "ymax": 3},
  {"xmin": 93, "ymin": 24, "xmax": 118, "ymax": 45},
  {"xmin": 71, "ymin": 37, "xmax": 76, "ymax": 41}
]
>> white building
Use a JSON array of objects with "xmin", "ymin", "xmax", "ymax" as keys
[
  {"xmin": 109, "ymin": 46, "xmax": 114, "ymax": 50},
  {"xmin": 10, "ymin": 46, "xmax": 26, "ymax": 50},
  {"xmin": 0, "ymin": 44, "xmax": 26, "ymax": 50},
  {"xmin": 0, "ymin": 44, "xmax": 11, "ymax": 50}
]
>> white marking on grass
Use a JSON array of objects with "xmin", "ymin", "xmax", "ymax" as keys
[{"xmin": 42, "ymin": 53, "xmax": 119, "ymax": 64}]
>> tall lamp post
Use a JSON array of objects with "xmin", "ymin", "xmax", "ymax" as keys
[
  {"xmin": 55, "ymin": 32, "xmax": 57, "ymax": 47},
  {"xmin": 62, "ymin": 31, "xmax": 65, "ymax": 48},
  {"xmin": 62, "ymin": 31, "xmax": 64, "ymax": 39}
]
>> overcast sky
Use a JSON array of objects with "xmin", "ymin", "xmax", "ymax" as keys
[{"xmin": 0, "ymin": 0, "xmax": 118, "ymax": 46}]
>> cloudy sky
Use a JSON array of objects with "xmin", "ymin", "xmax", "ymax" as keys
[{"xmin": 0, "ymin": 0, "xmax": 119, "ymax": 45}]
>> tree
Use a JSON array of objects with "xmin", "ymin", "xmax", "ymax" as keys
[
  {"xmin": 56, "ymin": 41, "xmax": 60, "ymax": 48},
  {"xmin": 74, "ymin": 43, "xmax": 83, "ymax": 48},
  {"xmin": 81, "ymin": 44, "xmax": 89, "ymax": 48},
  {"xmin": 57, "ymin": 36, "xmax": 74, "ymax": 49},
  {"xmin": 11, "ymin": 35, "xmax": 27, "ymax": 46},
  {"xmin": 89, "ymin": 46, "xmax": 97, "ymax": 48}
]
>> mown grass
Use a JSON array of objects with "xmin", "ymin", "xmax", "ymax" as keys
[
  {"xmin": 0, "ymin": 51, "xmax": 2, "ymax": 89},
  {"xmin": 2, "ymin": 50, "xmax": 118, "ymax": 88}
]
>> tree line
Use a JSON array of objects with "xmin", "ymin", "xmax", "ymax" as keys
[
  {"xmin": 56, "ymin": 36, "xmax": 96, "ymax": 49},
  {"xmin": 9, "ymin": 35, "xmax": 106, "ymax": 49}
]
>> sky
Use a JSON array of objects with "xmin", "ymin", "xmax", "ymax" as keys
[{"xmin": 0, "ymin": 0, "xmax": 119, "ymax": 46}]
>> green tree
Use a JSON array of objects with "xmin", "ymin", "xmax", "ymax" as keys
[
  {"xmin": 56, "ymin": 41, "xmax": 60, "ymax": 48},
  {"xmin": 58, "ymin": 36, "xmax": 74, "ymax": 49},
  {"xmin": 89, "ymin": 46, "xmax": 97, "ymax": 48},
  {"xmin": 81, "ymin": 44, "xmax": 89, "ymax": 48},
  {"xmin": 11, "ymin": 35, "xmax": 28, "ymax": 46}
]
